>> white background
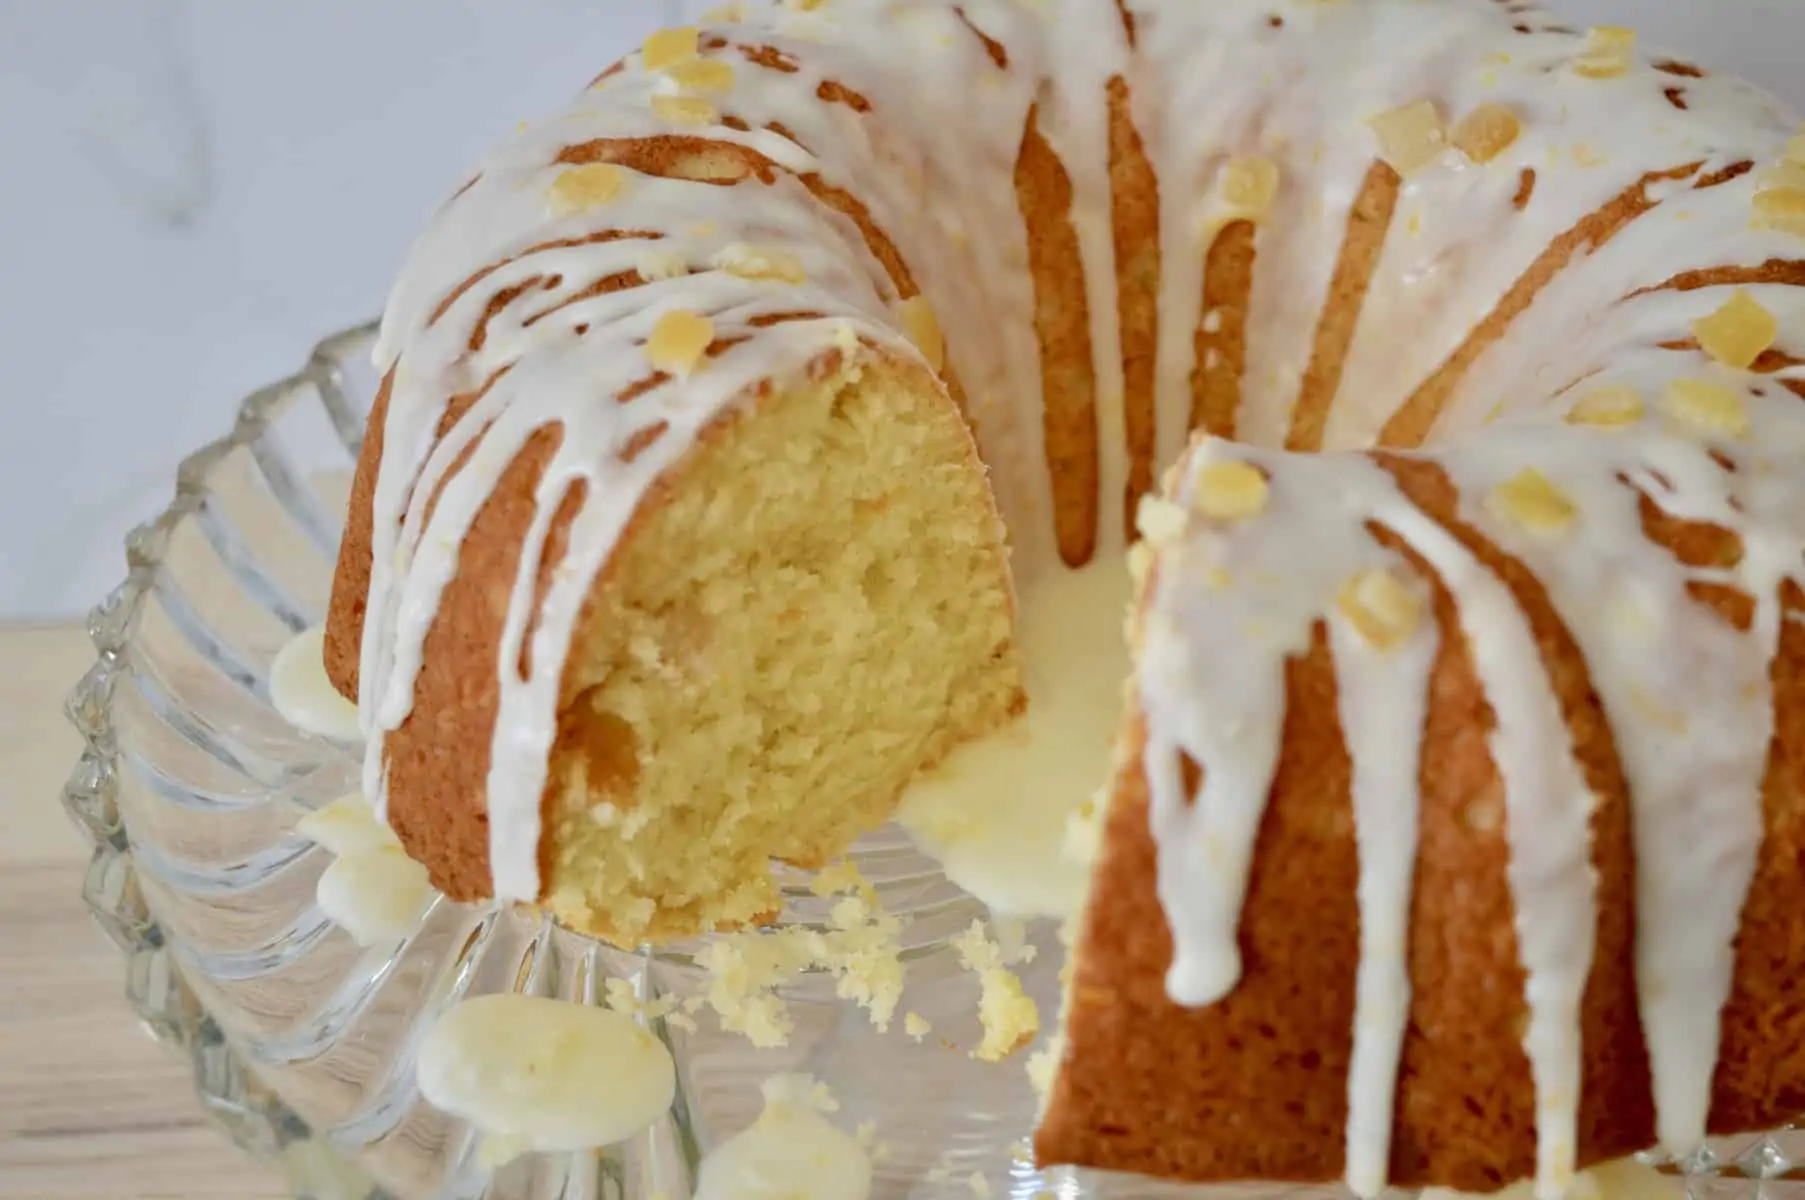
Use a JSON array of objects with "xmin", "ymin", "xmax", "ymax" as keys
[{"xmin": 2, "ymin": 0, "xmax": 1800, "ymax": 620}]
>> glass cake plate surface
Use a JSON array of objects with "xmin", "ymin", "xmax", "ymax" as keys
[{"xmin": 61, "ymin": 324, "xmax": 1805, "ymax": 1199}]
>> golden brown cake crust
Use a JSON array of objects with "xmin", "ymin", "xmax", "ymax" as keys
[{"xmin": 1037, "ymin": 459, "xmax": 1805, "ymax": 1190}]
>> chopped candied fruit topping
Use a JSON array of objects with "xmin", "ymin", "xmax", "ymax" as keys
[
  {"xmin": 1191, "ymin": 461, "xmax": 1270, "ymax": 522},
  {"xmin": 1565, "ymin": 384, "xmax": 1645, "ymax": 428},
  {"xmin": 647, "ymin": 310, "xmax": 715, "ymax": 377},
  {"xmin": 636, "ymin": 249, "xmax": 690, "ymax": 281},
  {"xmin": 1452, "ymin": 103, "xmax": 1522, "ymax": 163},
  {"xmin": 666, "ymin": 58, "xmax": 736, "ymax": 93},
  {"xmin": 1665, "ymin": 377, "xmax": 1751, "ymax": 438},
  {"xmin": 642, "ymin": 26, "xmax": 699, "ymax": 71},
  {"xmin": 1488, "ymin": 468, "xmax": 1579, "ymax": 533},
  {"xmin": 1337, "ymin": 567, "xmax": 1425, "ymax": 653},
  {"xmin": 1220, "ymin": 155, "xmax": 1281, "ymax": 221},
  {"xmin": 899, "ymin": 296, "xmax": 945, "ymax": 372},
  {"xmin": 715, "ymin": 243, "xmax": 807, "ymax": 284},
  {"xmin": 1574, "ymin": 26, "xmax": 1636, "ymax": 79},
  {"xmin": 1692, "ymin": 290, "xmax": 1778, "ymax": 370},
  {"xmin": 1751, "ymin": 187, "xmax": 1805, "ymax": 236},
  {"xmin": 1368, "ymin": 100, "xmax": 1448, "ymax": 175},
  {"xmin": 650, "ymin": 94, "xmax": 718, "ymax": 126},
  {"xmin": 547, "ymin": 163, "xmax": 627, "ymax": 215}
]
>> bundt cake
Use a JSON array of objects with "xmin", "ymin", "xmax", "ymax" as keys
[{"xmin": 322, "ymin": 0, "xmax": 1805, "ymax": 1193}]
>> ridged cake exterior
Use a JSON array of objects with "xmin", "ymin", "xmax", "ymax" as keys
[{"xmin": 324, "ymin": 0, "xmax": 1805, "ymax": 1192}]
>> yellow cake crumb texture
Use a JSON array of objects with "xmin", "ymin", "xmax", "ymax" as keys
[
  {"xmin": 692, "ymin": 890, "xmax": 907, "ymax": 1046},
  {"xmin": 952, "ymin": 920, "xmax": 1041, "ymax": 1062},
  {"xmin": 1692, "ymin": 289, "xmax": 1778, "ymax": 370}
]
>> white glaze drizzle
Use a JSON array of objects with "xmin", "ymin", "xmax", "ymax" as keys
[
  {"xmin": 1332, "ymin": 580, "xmax": 1438, "ymax": 1198},
  {"xmin": 353, "ymin": 0, "xmax": 1805, "ymax": 1193}
]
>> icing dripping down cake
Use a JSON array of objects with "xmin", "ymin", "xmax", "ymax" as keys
[{"xmin": 321, "ymin": 0, "xmax": 1805, "ymax": 1193}]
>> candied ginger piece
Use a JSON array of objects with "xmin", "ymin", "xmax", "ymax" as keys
[
  {"xmin": 666, "ymin": 58, "xmax": 735, "ymax": 93},
  {"xmin": 547, "ymin": 164, "xmax": 626, "ymax": 215},
  {"xmin": 1575, "ymin": 26, "xmax": 1636, "ymax": 79},
  {"xmin": 1452, "ymin": 103, "xmax": 1521, "ymax": 164},
  {"xmin": 1368, "ymin": 99, "xmax": 1447, "ymax": 175},
  {"xmin": 1692, "ymin": 290, "xmax": 1778, "ymax": 370},
  {"xmin": 647, "ymin": 310, "xmax": 714, "ymax": 377},
  {"xmin": 1566, "ymin": 385, "xmax": 1645, "ymax": 429},
  {"xmin": 1220, "ymin": 155, "xmax": 1281, "ymax": 221},
  {"xmin": 1488, "ymin": 468, "xmax": 1579, "ymax": 533},
  {"xmin": 650, "ymin": 94, "xmax": 718, "ymax": 126},
  {"xmin": 1665, "ymin": 377, "xmax": 1751, "ymax": 438},
  {"xmin": 1337, "ymin": 568, "xmax": 1426, "ymax": 653},
  {"xmin": 642, "ymin": 27, "xmax": 699, "ymax": 71},
  {"xmin": 1191, "ymin": 460, "xmax": 1270, "ymax": 521}
]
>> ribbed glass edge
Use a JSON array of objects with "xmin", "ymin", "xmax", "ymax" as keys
[{"xmin": 63, "ymin": 323, "xmax": 389, "ymax": 1200}]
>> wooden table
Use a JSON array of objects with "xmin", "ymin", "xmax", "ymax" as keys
[{"xmin": 0, "ymin": 625, "xmax": 286, "ymax": 1198}]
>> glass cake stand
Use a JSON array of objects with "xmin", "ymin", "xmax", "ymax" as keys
[{"xmin": 62, "ymin": 324, "xmax": 1804, "ymax": 1199}]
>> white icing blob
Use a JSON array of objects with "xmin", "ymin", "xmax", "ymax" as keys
[
  {"xmin": 298, "ymin": 792, "xmax": 433, "ymax": 945},
  {"xmin": 315, "ymin": 845, "xmax": 433, "ymax": 946},
  {"xmin": 416, "ymin": 994, "xmax": 676, "ymax": 1156},
  {"xmin": 694, "ymin": 1075, "xmax": 872, "ymax": 1200},
  {"xmin": 897, "ymin": 561, "xmax": 1132, "ymax": 919},
  {"xmin": 270, "ymin": 626, "xmax": 361, "ymax": 742},
  {"xmin": 296, "ymin": 792, "xmax": 395, "ymax": 857}
]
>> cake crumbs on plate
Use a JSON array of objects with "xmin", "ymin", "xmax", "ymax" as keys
[
  {"xmin": 952, "ymin": 920, "xmax": 1041, "ymax": 1061},
  {"xmin": 904, "ymin": 1011, "xmax": 932, "ymax": 1041},
  {"xmin": 968, "ymin": 1172, "xmax": 993, "ymax": 1197},
  {"xmin": 696, "ymin": 892, "xmax": 907, "ymax": 1047},
  {"xmin": 696, "ymin": 927, "xmax": 817, "ymax": 1047},
  {"xmin": 600, "ymin": 977, "xmax": 697, "ymax": 1032},
  {"xmin": 810, "ymin": 857, "xmax": 879, "ymax": 905},
  {"xmin": 1027, "ymin": 1037, "xmax": 1064, "ymax": 1099}
]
